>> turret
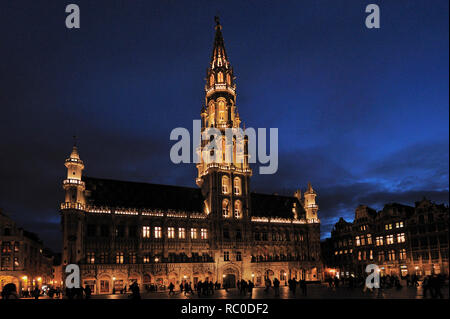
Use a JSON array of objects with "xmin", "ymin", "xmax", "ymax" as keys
[
  {"xmin": 61, "ymin": 144, "xmax": 85, "ymax": 210},
  {"xmin": 60, "ymin": 141, "xmax": 86, "ymax": 266},
  {"xmin": 304, "ymin": 182, "xmax": 319, "ymax": 220}
]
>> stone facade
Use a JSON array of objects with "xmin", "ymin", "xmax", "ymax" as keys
[
  {"xmin": 322, "ymin": 199, "xmax": 449, "ymax": 278},
  {"xmin": 0, "ymin": 209, "xmax": 54, "ymax": 293},
  {"xmin": 60, "ymin": 19, "xmax": 322, "ymax": 295}
]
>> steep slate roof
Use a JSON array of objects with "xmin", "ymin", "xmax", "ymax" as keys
[
  {"xmin": 83, "ymin": 177, "xmax": 302, "ymax": 219},
  {"xmin": 251, "ymin": 193, "xmax": 303, "ymax": 219},
  {"xmin": 83, "ymin": 177, "xmax": 203, "ymax": 212}
]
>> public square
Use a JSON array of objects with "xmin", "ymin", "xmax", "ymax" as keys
[{"xmin": 91, "ymin": 282, "xmax": 449, "ymax": 300}]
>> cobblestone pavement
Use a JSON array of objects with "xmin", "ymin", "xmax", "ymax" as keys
[{"xmin": 92, "ymin": 282, "xmax": 449, "ymax": 299}]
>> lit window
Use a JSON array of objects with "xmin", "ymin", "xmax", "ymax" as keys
[
  {"xmin": 222, "ymin": 176, "xmax": 230, "ymax": 194},
  {"xmin": 201, "ymin": 228, "xmax": 208, "ymax": 239},
  {"xmin": 399, "ymin": 249, "xmax": 407, "ymax": 260},
  {"xmin": 191, "ymin": 228, "xmax": 197, "ymax": 239},
  {"xmin": 178, "ymin": 227, "xmax": 186, "ymax": 239},
  {"xmin": 361, "ymin": 236, "xmax": 366, "ymax": 246},
  {"xmin": 143, "ymin": 255, "xmax": 150, "ymax": 263},
  {"xmin": 168, "ymin": 227, "xmax": 175, "ymax": 239},
  {"xmin": 154, "ymin": 227, "xmax": 162, "ymax": 239},
  {"xmin": 369, "ymin": 250, "xmax": 373, "ymax": 260},
  {"xmin": 388, "ymin": 250, "xmax": 396, "ymax": 261},
  {"xmin": 116, "ymin": 252, "xmax": 124, "ymax": 264},
  {"xmin": 233, "ymin": 177, "xmax": 241, "ymax": 195},
  {"xmin": 234, "ymin": 200, "xmax": 242, "ymax": 218},
  {"xmin": 87, "ymin": 252, "xmax": 95, "ymax": 264},
  {"xmin": 358, "ymin": 251, "xmax": 362, "ymax": 261},
  {"xmin": 385, "ymin": 224, "xmax": 393, "ymax": 230},
  {"xmin": 397, "ymin": 233, "xmax": 406, "ymax": 243},
  {"xmin": 355, "ymin": 236, "xmax": 361, "ymax": 246},
  {"xmin": 129, "ymin": 252, "xmax": 136, "ymax": 264},
  {"xmin": 142, "ymin": 226, "xmax": 150, "ymax": 238},
  {"xmin": 396, "ymin": 221, "xmax": 404, "ymax": 228},
  {"xmin": 222, "ymin": 199, "xmax": 230, "ymax": 218},
  {"xmin": 376, "ymin": 236, "xmax": 384, "ymax": 246},
  {"xmin": 387, "ymin": 235, "xmax": 394, "ymax": 245},
  {"xmin": 367, "ymin": 234, "xmax": 372, "ymax": 245}
]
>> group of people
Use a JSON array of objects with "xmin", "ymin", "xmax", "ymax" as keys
[
  {"xmin": 1, "ymin": 284, "xmax": 62, "ymax": 300},
  {"xmin": 422, "ymin": 274, "xmax": 445, "ymax": 298},
  {"xmin": 325, "ymin": 273, "xmax": 447, "ymax": 299},
  {"xmin": 262, "ymin": 277, "xmax": 308, "ymax": 297},
  {"xmin": 236, "ymin": 279, "xmax": 255, "ymax": 296},
  {"xmin": 174, "ymin": 280, "xmax": 221, "ymax": 297}
]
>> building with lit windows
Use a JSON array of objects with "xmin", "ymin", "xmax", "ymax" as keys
[
  {"xmin": 0, "ymin": 208, "xmax": 54, "ymax": 294},
  {"xmin": 321, "ymin": 199, "xmax": 449, "ymax": 279},
  {"xmin": 60, "ymin": 18, "xmax": 322, "ymax": 295}
]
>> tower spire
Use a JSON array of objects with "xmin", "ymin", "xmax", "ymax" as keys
[{"xmin": 210, "ymin": 16, "xmax": 229, "ymax": 68}]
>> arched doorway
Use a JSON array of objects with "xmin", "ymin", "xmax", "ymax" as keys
[
  {"xmin": 224, "ymin": 274, "xmax": 236, "ymax": 288},
  {"xmin": 222, "ymin": 266, "xmax": 239, "ymax": 288},
  {"xmin": 264, "ymin": 269, "xmax": 274, "ymax": 281},
  {"xmin": 0, "ymin": 276, "xmax": 20, "ymax": 291}
]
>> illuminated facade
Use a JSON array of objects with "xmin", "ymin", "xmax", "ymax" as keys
[
  {"xmin": 60, "ymin": 19, "xmax": 322, "ymax": 294},
  {"xmin": 0, "ymin": 209, "xmax": 54, "ymax": 293},
  {"xmin": 322, "ymin": 200, "xmax": 449, "ymax": 278}
]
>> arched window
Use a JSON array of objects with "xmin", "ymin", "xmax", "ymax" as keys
[
  {"xmin": 234, "ymin": 200, "xmax": 242, "ymax": 218},
  {"xmin": 218, "ymin": 100, "xmax": 225, "ymax": 122},
  {"xmin": 226, "ymin": 73, "xmax": 231, "ymax": 85},
  {"xmin": 222, "ymin": 199, "xmax": 230, "ymax": 218},
  {"xmin": 233, "ymin": 177, "xmax": 241, "ymax": 195},
  {"xmin": 222, "ymin": 176, "xmax": 230, "ymax": 194},
  {"xmin": 218, "ymin": 72, "xmax": 224, "ymax": 83},
  {"xmin": 209, "ymin": 74, "xmax": 215, "ymax": 86}
]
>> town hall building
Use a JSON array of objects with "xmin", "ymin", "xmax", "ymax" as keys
[{"xmin": 60, "ymin": 19, "xmax": 322, "ymax": 294}]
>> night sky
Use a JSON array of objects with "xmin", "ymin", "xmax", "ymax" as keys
[{"xmin": 0, "ymin": 0, "xmax": 448, "ymax": 252}]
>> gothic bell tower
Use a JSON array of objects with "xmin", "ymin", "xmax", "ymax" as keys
[{"xmin": 196, "ymin": 18, "xmax": 252, "ymax": 241}]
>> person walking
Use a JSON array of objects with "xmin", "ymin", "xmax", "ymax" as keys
[
  {"xmin": 291, "ymin": 278, "xmax": 297, "ymax": 295},
  {"xmin": 273, "ymin": 278, "xmax": 280, "ymax": 297},
  {"xmin": 248, "ymin": 280, "xmax": 254, "ymax": 297},
  {"xmin": 168, "ymin": 282, "xmax": 175, "ymax": 296},
  {"xmin": 129, "ymin": 281, "xmax": 141, "ymax": 300},
  {"xmin": 179, "ymin": 283, "xmax": 184, "ymax": 294},
  {"xmin": 33, "ymin": 287, "xmax": 40, "ymax": 300},
  {"xmin": 84, "ymin": 285, "xmax": 92, "ymax": 299},
  {"xmin": 300, "ymin": 279, "xmax": 307, "ymax": 296}
]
